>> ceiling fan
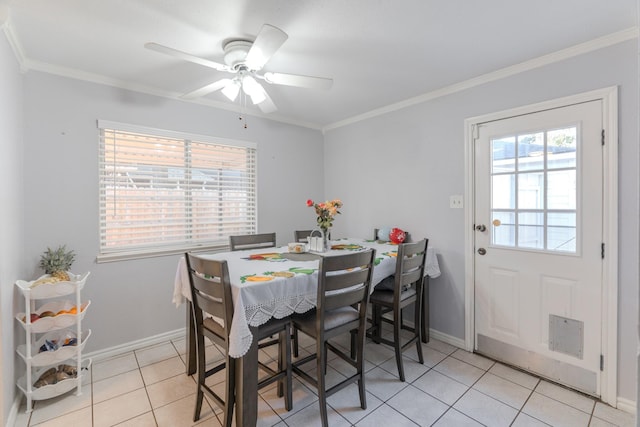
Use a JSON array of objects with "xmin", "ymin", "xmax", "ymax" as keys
[{"xmin": 145, "ymin": 24, "xmax": 333, "ymax": 113}]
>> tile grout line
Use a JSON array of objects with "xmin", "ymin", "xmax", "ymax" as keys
[
  {"xmin": 132, "ymin": 347, "xmax": 158, "ymax": 427},
  {"xmin": 507, "ymin": 377, "xmax": 544, "ymax": 427}
]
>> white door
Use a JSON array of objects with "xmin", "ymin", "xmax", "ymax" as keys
[{"xmin": 474, "ymin": 100, "xmax": 603, "ymax": 396}]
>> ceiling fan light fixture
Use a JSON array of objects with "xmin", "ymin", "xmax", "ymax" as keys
[
  {"xmin": 242, "ymin": 75, "xmax": 266, "ymax": 104},
  {"xmin": 221, "ymin": 79, "xmax": 240, "ymax": 101}
]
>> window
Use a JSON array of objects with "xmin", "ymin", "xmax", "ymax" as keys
[
  {"xmin": 98, "ymin": 120, "xmax": 257, "ymax": 261},
  {"xmin": 490, "ymin": 126, "xmax": 578, "ymax": 253}
]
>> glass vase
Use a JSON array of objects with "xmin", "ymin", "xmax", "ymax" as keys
[{"xmin": 321, "ymin": 227, "xmax": 330, "ymax": 251}]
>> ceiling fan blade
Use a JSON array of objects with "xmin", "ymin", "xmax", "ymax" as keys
[
  {"xmin": 263, "ymin": 72, "xmax": 333, "ymax": 90},
  {"xmin": 145, "ymin": 42, "xmax": 230, "ymax": 72},
  {"xmin": 181, "ymin": 79, "xmax": 232, "ymax": 99},
  {"xmin": 245, "ymin": 24, "xmax": 288, "ymax": 71},
  {"xmin": 257, "ymin": 88, "xmax": 277, "ymax": 114}
]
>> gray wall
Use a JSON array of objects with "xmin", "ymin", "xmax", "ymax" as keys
[
  {"xmin": 20, "ymin": 71, "xmax": 325, "ymax": 356},
  {"xmin": 324, "ymin": 40, "xmax": 639, "ymax": 402},
  {"xmin": 0, "ymin": 29, "xmax": 25, "ymax": 425}
]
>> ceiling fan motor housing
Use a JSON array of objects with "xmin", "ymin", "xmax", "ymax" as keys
[{"xmin": 223, "ymin": 40, "xmax": 253, "ymax": 70}]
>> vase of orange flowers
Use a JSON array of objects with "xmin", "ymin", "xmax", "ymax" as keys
[{"xmin": 306, "ymin": 198, "xmax": 342, "ymax": 251}]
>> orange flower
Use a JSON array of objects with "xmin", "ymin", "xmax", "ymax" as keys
[{"xmin": 307, "ymin": 198, "xmax": 343, "ymax": 233}]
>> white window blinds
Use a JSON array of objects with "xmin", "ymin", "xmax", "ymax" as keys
[{"xmin": 98, "ymin": 121, "xmax": 257, "ymax": 259}]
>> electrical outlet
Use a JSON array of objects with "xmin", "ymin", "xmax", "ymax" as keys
[{"xmin": 450, "ymin": 195, "xmax": 463, "ymax": 209}]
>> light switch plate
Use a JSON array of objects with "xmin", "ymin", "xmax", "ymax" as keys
[{"xmin": 450, "ymin": 195, "xmax": 463, "ymax": 208}]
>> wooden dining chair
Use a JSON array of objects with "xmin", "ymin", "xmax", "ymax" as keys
[
  {"xmin": 294, "ymin": 229, "xmax": 313, "ymax": 243},
  {"xmin": 229, "ymin": 232, "xmax": 303, "ymax": 357},
  {"xmin": 229, "ymin": 232, "xmax": 276, "ymax": 251},
  {"xmin": 367, "ymin": 239, "xmax": 428, "ymax": 382},
  {"xmin": 291, "ymin": 249, "xmax": 376, "ymax": 427},
  {"xmin": 185, "ymin": 253, "xmax": 292, "ymax": 426}
]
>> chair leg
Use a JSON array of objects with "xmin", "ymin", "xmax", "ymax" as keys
[
  {"xmin": 292, "ymin": 326, "xmax": 299, "ymax": 358},
  {"xmin": 279, "ymin": 328, "xmax": 293, "ymax": 411},
  {"xmin": 277, "ymin": 330, "xmax": 285, "ymax": 398},
  {"xmin": 394, "ymin": 305, "xmax": 405, "ymax": 382},
  {"xmin": 350, "ymin": 328, "xmax": 357, "ymax": 360},
  {"xmin": 357, "ymin": 326, "xmax": 367, "ymax": 410},
  {"xmin": 422, "ymin": 276, "xmax": 430, "ymax": 343},
  {"xmin": 317, "ymin": 340, "xmax": 329, "ymax": 427},
  {"xmin": 323, "ymin": 342, "xmax": 328, "ymax": 375},
  {"xmin": 223, "ymin": 355, "xmax": 235, "ymax": 427},
  {"xmin": 193, "ymin": 333, "xmax": 205, "ymax": 422},
  {"xmin": 414, "ymin": 298, "xmax": 424, "ymax": 365},
  {"xmin": 372, "ymin": 304, "xmax": 382, "ymax": 344}
]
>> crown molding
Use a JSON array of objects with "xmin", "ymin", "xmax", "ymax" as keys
[
  {"xmin": 1, "ymin": 11, "xmax": 28, "ymax": 72},
  {"xmin": 323, "ymin": 27, "xmax": 639, "ymax": 132}
]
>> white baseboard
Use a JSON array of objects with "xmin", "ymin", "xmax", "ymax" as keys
[
  {"xmin": 7, "ymin": 396, "xmax": 20, "ymax": 427},
  {"xmin": 428, "ymin": 328, "xmax": 466, "ymax": 349},
  {"xmin": 379, "ymin": 312, "xmax": 466, "ymax": 351},
  {"xmin": 616, "ymin": 397, "xmax": 637, "ymax": 415},
  {"xmin": 84, "ymin": 328, "xmax": 185, "ymax": 362}
]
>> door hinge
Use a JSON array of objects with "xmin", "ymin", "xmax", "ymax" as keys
[
  {"xmin": 600, "ymin": 354, "xmax": 604, "ymax": 371},
  {"xmin": 601, "ymin": 243, "xmax": 605, "ymax": 259},
  {"xmin": 601, "ymin": 129, "xmax": 605, "ymax": 146},
  {"xmin": 472, "ymin": 124, "xmax": 480, "ymax": 140}
]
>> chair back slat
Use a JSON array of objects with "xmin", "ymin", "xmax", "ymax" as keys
[
  {"xmin": 394, "ymin": 239, "xmax": 429, "ymax": 292},
  {"xmin": 403, "ymin": 254, "xmax": 423, "ymax": 273},
  {"xmin": 325, "ymin": 286, "xmax": 366, "ymax": 311},
  {"xmin": 191, "ymin": 276, "xmax": 226, "ymax": 318},
  {"xmin": 400, "ymin": 268, "xmax": 423, "ymax": 288},
  {"xmin": 229, "ymin": 233, "xmax": 276, "ymax": 251},
  {"xmin": 401, "ymin": 240, "xmax": 423, "ymax": 257},
  {"xmin": 317, "ymin": 250, "xmax": 375, "ymax": 314},
  {"xmin": 324, "ymin": 268, "xmax": 370, "ymax": 292},
  {"xmin": 294, "ymin": 230, "xmax": 313, "ymax": 243}
]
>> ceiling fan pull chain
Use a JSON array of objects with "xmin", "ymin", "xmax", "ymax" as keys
[{"xmin": 239, "ymin": 91, "xmax": 248, "ymax": 129}]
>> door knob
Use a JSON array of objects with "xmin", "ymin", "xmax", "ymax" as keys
[
  {"xmin": 475, "ymin": 224, "xmax": 486, "ymax": 232},
  {"xmin": 477, "ymin": 248, "xmax": 486, "ymax": 255}
]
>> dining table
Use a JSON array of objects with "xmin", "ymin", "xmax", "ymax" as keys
[{"xmin": 173, "ymin": 237, "xmax": 440, "ymax": 427}]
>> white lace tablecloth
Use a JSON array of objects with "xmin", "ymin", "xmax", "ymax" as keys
[{"xmin": 173, "ymin": 238, "xmax": 440, "ymax": 357}]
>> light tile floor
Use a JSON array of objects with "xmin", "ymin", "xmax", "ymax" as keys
[{"xmin": 14, "ymin": 326, "xmax": 636, "ymax": 427}]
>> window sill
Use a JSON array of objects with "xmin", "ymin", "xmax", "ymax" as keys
[{"xmin": 96, "ymin": 244, "xmax": 229, "ymax": 263}]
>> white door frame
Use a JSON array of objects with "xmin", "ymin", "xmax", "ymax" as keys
[{"xmin": 463, "ymin": 87, "xmax": 618, "ymax": 405}]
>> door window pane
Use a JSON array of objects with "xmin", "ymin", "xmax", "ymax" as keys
[
  {"xmin": 517, "ymin": 132, "xmax": 544, "ymax": 171},
  {"xmin": 518, "ymin": 212, "xmax": 544, "ymax": 249},
  {"xmin": 547, "ymin": 170, "xmax": 576, "ymax": 209},
  {"xmin": 492, "ymin": 211, "xmax": 515, "ymax": 246},
  {"xmin": 518, "ymin": 225, "xmax": 544, "ymax": 249},
  {"xmin": 492, "ymin": 137, "xmax": 516, "ymax": 173},
  {"xmin": 547, "ymin": 212, "xmax": 576, "ymax": 252},
  {"xmin": 548, "ymin": 127, "xmax": 577, "ymax": 169},
  {"xmin": 492, "ymin": 174, "xmax": 515, "ymax": 209},
  {"xmin": 518, "ymin": 172, "xmax": 544, "ymax": 209}
]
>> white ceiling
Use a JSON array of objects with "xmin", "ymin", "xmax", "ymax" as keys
[{"xmin": 3, "ymin": 0, "xmax": 638, "ymax": 129}]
